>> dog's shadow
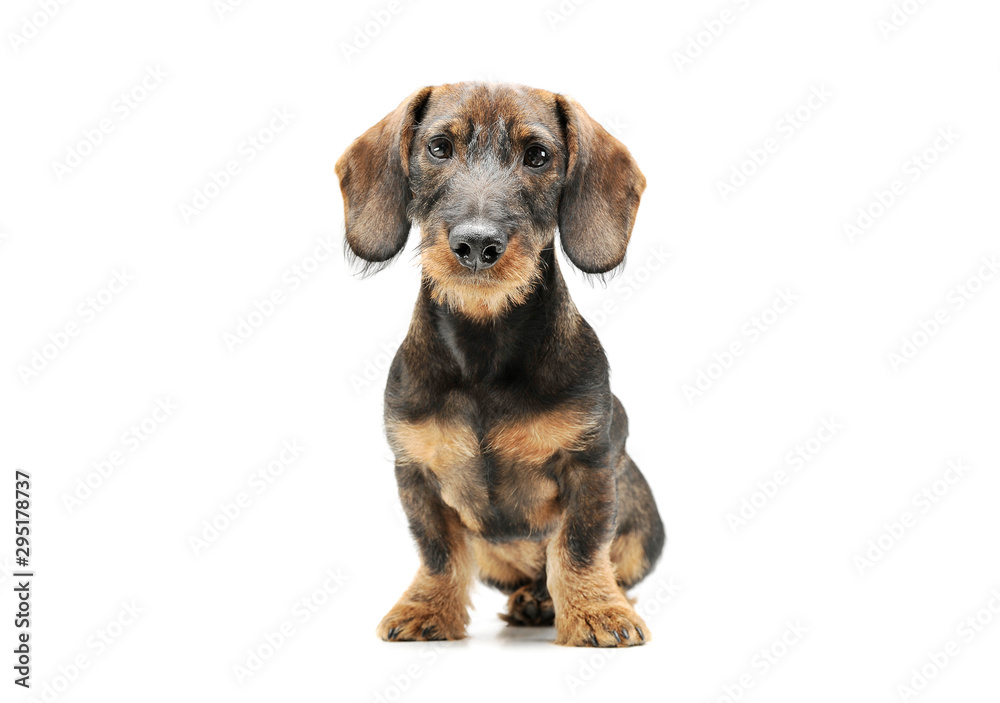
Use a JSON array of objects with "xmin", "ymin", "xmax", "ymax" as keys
[{"xmin": 496, "ymin": 623, "xmax": 557, "ymax": 646}]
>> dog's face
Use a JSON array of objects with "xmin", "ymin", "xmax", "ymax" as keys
[{"xmin": 336, "ymin": 82, "xmax": 646, "ymax": 318}]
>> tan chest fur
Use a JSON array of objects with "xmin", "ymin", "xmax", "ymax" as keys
[{"xmin": 386, "ymin": 408, "xmax": 598, "ymax": 534}]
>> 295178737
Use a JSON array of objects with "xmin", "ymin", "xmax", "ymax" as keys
[{"xmin": 14, "ymin": 469, "xmax": 32, "ymax": 689}]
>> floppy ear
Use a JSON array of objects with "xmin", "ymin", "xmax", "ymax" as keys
[
  {"xmin": 555, "ymin": 95, "xmax": 646, "ymax": 274},
  {"xmin": 335, "ymin": 86, "xmax": 434, "ymax": 270}
]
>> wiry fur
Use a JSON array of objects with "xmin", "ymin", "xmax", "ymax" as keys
[{"xmin": 337, "ymin": 82, "xmax": 664, "ymax": 647}]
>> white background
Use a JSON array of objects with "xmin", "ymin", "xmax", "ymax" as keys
[{"xmin": 1, "ymin": 0, "xmax": 999, "ymax": 701}]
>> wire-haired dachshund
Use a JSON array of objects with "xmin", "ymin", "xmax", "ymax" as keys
[{"xmin": 336, "ymin": 82, "xmax": 665, "ymax": 647}]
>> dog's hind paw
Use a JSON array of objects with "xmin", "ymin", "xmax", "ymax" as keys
[{"xmin": 500, "ymin": 584, "xmax": 555, "ymax": 627}]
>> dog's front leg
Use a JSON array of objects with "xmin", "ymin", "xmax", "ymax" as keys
[
  {"xmin": 377, "ymin": 462, "xmax": 474, "ymax": 641},
  {"xmin": 548, "ymin": 454, "xmax": 649, "ymax": 647}
]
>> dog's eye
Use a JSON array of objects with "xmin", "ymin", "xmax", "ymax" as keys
[
  {"xmin": 428, "ymin": 137, "xmax": 453, "ymax": 160},
  {"xmin": 523, "ymin": 144, "xmax": 551, "ymax": 169}
]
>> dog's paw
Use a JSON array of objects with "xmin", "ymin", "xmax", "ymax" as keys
[
  {"xmin": 376, "ymin": 600, "xmax": 468, "ymax": 642},
  {"xmin": 499, "ymin": 585, "xmax": 555, "ymax": 627},
  {"xmin": 554, "ymin": 600, "xmax": 649, "ymax": 647}
]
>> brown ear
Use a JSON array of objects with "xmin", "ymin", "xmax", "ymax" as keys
[
  {"xmin": 555, "ymin": 95, "xmax": 646, "ymax": 274},
  {"xmin": 335, "ymin": 86, "xmax": 434, "ymax": 270}
]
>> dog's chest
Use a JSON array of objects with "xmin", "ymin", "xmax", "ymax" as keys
[{"xmin": 386, "ymin": 408, "xmax": 596, "ymax": 537}]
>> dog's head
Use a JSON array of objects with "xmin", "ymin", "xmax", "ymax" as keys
[{"xmin": 336, "ymin": 82, "xmax": 645, "ymax": 319}]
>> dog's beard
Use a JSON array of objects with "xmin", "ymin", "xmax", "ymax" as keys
[{"xmin": 419, "ymin": 227, "xmax": 545, "ymax": 321}]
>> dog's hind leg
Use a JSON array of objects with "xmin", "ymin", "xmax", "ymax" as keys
[{"xmin": 610, "ymin": 452, "xmax": 665, "ymax": 588}]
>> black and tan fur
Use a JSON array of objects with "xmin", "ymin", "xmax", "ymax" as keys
[{"xmin": 336, "ymin": 82, "xmax": 665, "ymax": 647}]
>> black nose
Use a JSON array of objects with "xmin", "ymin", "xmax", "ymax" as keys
[{"xmin": 449, "ymin": 223, "xmax": 506, "ymax": 271}]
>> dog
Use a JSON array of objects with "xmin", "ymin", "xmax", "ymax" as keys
[{"xmin": 336, "ymin": 82, "xmax": 664, "ymax": 647}]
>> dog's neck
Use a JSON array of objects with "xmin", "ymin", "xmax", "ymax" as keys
[{"xmin": 417, "ymin": 248, "xmax": 581, "ymax": 381}]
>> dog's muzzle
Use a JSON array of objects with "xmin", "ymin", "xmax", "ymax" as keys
[{"xmin": 448, "ymin": 223, "xmax": 506, "ymax": 271}]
